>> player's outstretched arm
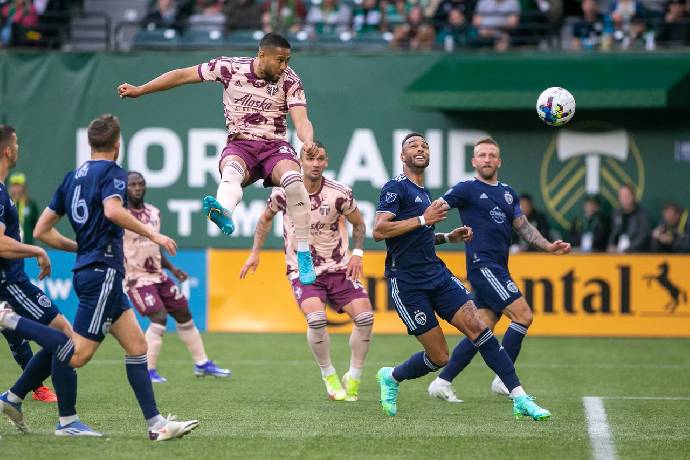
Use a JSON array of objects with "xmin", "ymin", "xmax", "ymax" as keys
[
  {"xmin": 345, "ymin": 208, "xmax": 366, "ymax": 281},
  {"xmin": 289, "ymin": 106, "xmax": 317, "ymax": 155},
  {"xmin": 239, "ymin": 207, "xmax": 276, "ymax": 279},
  {"xmin": 373, "ymin": 200, "xmax": 447, "ymax": 241},
  {"xmin": 512, "ymin": 215, "xmax": 571, "ymax": 255},
  {"xmin": 0, "ymin": 223, "xmax": 52, "ymax": 279},
  {"xmin": 33, "ymin": 208, "xmax": 78, "ymax": 253},
  {"xmin": 103, "ymin": 197, "xmax": 177, "ymax": 256},
  {"xmin": 118, "ymin": 66, "xmax": 201, "ymax": 99}
]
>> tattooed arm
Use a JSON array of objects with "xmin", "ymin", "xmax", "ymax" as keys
[{"xmin": 512, "ymin": 215, "xmax": 571, "ymax": 254}]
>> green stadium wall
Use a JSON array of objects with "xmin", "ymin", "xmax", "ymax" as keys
[{"xmin": 1, "ymin": 51, "xmax": 688, "ymax": 248}]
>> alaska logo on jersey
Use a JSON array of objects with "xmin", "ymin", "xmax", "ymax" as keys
[
  {"xmin": 540, "ymin": 128, "xmax": 644, "ymax": 230},
  {"xmin": 490, "ymin": 206, "xmax": 507, "ymax": 224}
]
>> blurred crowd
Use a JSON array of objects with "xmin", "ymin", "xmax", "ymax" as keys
[
  {"xmin": 511, "ymin": 184, "xmax": 690, "ymax": 254},
  {"xmin": 0, "ymin": 0, "xmax": 688, "ymax": 50}
]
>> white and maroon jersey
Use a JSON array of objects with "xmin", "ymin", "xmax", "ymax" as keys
[
  {"xmin": 123, "ymin": 204, "xmax": 164, "ymax": 288},
  {"xmin": 197, "ymin": 56, "xmax": 307, "ymax": 141},
  {"xmin": 268, "ymin": 178, "xmax": 357, "ymax": 280}
]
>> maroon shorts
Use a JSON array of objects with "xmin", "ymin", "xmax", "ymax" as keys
[
  {"xmin": 220, "ymin": 137, "xmax": 300, "ymax": 187},
  {"xmin": 290, "ymin": 271, "xmax": 370, "ymax": 312},
  {"xmin": 128, "ymin": 278, "xmax": 188, "ymax": 317}
]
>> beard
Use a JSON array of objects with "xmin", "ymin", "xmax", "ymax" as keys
[{"xmin": 477, "ymin": 166, "xmax": 497, "ymax": 180}]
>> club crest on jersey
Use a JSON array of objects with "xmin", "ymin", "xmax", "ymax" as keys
[
  {"xmin": 38, "ymin": 295, "xmax": 51, "ymax": 308},
  {"xmin": 75, "ymin": 163, "xmax": 89, "ymax": 178},
  {"xmin": 414, "ymin": 311, "xmax": 427, "ymax": 326},
  {"xmin": 506, "ymin": 281, "xmax": 519, "ymax": 293},
  {"xmin": 504, "ymin": 191, "xmax": 513, "ymax": 205},
  {"xmin": 319, "ymin": 203, "xmax": 330, "ymax": 216},
  {"xmin": 144, "ymin": 293, "xmax": 156, "ymax": 307},
  {"xmin": 114, "ymin": 179, "xmax": 126, "ymax": 191},
  {"xmin": 385, "ymin": 192, "xmax": 397, "ymax": 203},
  {"xmin": 266, "ymin": 84, "xmax": 278, "ymax": 96},
  {"xmin": 490, "ymin": 206, "xmax": 507, "ymax": 224}
]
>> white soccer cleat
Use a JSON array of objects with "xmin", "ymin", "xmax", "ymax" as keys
[
  {"xmin": 148, "ymin": 414, "xmax": 199, "ymax": 441},
  {"xmin": 0, "ymin": 392, "xmax": 30, "ymax": 433},
  {"xmin": 491, "ymin": 375, "xmax": 510, "ymax": 396},
  {"xmin": 428, "ymin": 377, "xmax": 463, "ymax": 403}
]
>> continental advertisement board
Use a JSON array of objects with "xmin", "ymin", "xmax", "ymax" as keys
[{"xmin": 209, "ymin": 251, "xmax": 690, "ymax": 338}]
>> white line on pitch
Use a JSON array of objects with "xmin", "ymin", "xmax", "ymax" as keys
[
  {"xmin": 601, "ymin": 396, "xmax": 690, "ymax": 401},
  {"xmin": 583, "ymin": 396, "xmax": 617, "ymax": 460}
]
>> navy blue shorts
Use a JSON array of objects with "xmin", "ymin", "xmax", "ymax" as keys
[
  {"xmin": 467, "ymin": 264, "xmax": 522, "ymax": 315},
  {"xmin": 0, "ymin": 279, "xmax": 60, "ymax": 325},
  {"xmin": 73, "ymin": 265, "xmax": 130, "ymax": 342},
  {"xmin": 388, "ymin": 271, "xmax": 474, "ymax": 336}
]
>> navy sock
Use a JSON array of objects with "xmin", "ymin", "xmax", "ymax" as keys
[
  {"xmin": 502, "ymin": 322, "xmax": 529, "ymax": 363},
  {"xmin": 3, "ymin": 330, "xmax": 34, "ymax": 369},
  {"xmin": 125, "ymin": 354, "xmax": 160, "ymax": 420},
  {"xmin": 10, "ymin": 348, "xmax": 53, "ymax": 399},
  {"xmin": 392, "ymin": 351, "xmax": 443, "ymax": 382},
  {"xmin": 474, "ymin": 328, "xmax": 521, "ymax": 391},
  {"xmin": 52, "ymin": 355, "xmax": 78, "ymax": 417},
  {"xmin": 15, "ymin": 318, "xmax": 72, "ymax": 364},
  {"xmin": 439, "ymin": 337, "xmax": 478, "ymax": 382}
]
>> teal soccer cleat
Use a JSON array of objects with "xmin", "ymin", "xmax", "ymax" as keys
[
  {"xmin": 376, "ymin": 367, "xmax": 399, "ymax": 417},
  {"xmin": 513, "ymin": 395, "xmax": 551, "ymax": 421},
  {"xmin": 202, "ymin": 196, "xmax": 235, "ymax": 235},
  {"xmin": 296, "ymin": 250, "xmax": 316, "ymax": 285}
]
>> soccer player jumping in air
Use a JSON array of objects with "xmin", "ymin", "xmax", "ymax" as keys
[
  {"xmin": 374, "ymin": 133, "xmax": 551, "ymax": 420},
  {"xmin": 427, "ymin": 137, "xmax": 570, "ymax": 402},
  {"xmin": 117, "ymin": 32, "xmax": 318, "ymax": 284},
  {"xmin": 0, "ymin": 115, "xmax": 198, "ymax": 439},
  {"xmin": 240, "ymin": 142, "xmax": 373, "ymax": 402}
]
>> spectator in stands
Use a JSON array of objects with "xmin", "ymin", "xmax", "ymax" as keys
[
  {"xmin": 511, "ymin": 193, "xmax": 551, "ymax": 253},
  {"xmin": 224, "ymin": 0, "xmax": 262, "ymax": 31},
  {"xmin": 352, "ymin": 0, "xmax": 384, "ymax": 33},
  {"xmin": 390, "ymin": 4, "xmax": 436, "ymax": 47},
  {"xmin": 608, "ymin": 183, "xmax": 650, "ymax": 253},
  {"xmin": 1, "ymin": 0, "xmax": 40, "ymax": 46},
  {"xmin": 143, "ymin": 0, "xmax": 179, "ymax": 30},
  {"xmin": 607, "ymin": 0, "xmax": 646, "ymax": 48},
  {"xmin": 570, "ymin": 194, "xmax": 610, "ymax": 252},
  {"xmin": 261, "ymin": 0, "xmax": 307, "ymax": 33},
  {"xmin": 473, "ymin": 0, "xmax": 521, "ymax": 50},
  {"xmin": 382, "ymin": 0, "xmax": 412, "ymax": 29},
  {"xmin": 433, "ymin": 0, "xmax": 475, "ymax": 26},
  {"xmin": 305, "ymin": 0, "xmax": 352, "ymax": 35},
  {"xmin": 571, "ymin": 0, "xmax": 605, "ymax": 49},
  {"xmin": 658, "ymin": 0, "xmax": 690, "ymax": 46},
  {"xmin": 8, "ymin": 172, "xmax": 39, "ymax": 244},
  {"xmin": 651, "ymin": 203, "xmax": 690, "ymax": 252},
  {"xmin": 187, "ymin": 0, "xmax": 225, "ymax": 33},
  {"xmin": 436, "ymin": 7, "xmax": 470, "ymax": 46}
]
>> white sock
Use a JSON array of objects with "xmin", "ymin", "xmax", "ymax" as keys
[
  {"xmin": 217, "ymin": 161, "xmax": 245, "ymax": 213},
  {"xmin": 176, "ymin": 319, "xmax": 208, "ymax": 366},
  {"xmin": 347, "ymin": 367, "xmax": 362, "ymax": 380},
  {"xmin": 280, "ymin": 171, "xmax": 311, "ymax": 243},
  {"xmin": 145, "ymin": 323, "xmax": 165, "ymax": 370},
  {"xmin": 7, "ymin": 390, "xmax": 22, "ymax": 404},
  {"xmin": 59, "ymin": 415, "xmax": 79, "ymax": 426},
  {"xmin": 510, "ymin": 385, "xmax": 527, "ymax": 398},
  {"xmin": 147, "ymin": 414, "xmax": 166, "ymax": 429},
  {"xmin": 305, "ymin": 311, "xmax": 333, "ymax": 376},
  {"xmin": 0, "ymin": 310, "xmax": 19, "ymax": 329}
]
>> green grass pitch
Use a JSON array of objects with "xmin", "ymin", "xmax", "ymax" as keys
[{"xmin": 1, "ymin": 333, "xmax": 689, "ymax": 459}]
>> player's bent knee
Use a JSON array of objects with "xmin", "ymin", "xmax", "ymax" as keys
[
  {"xmin": 306, "ymin": 310, "xmax": 328, "ymax": 330},
  {"xmin": 172, "ymin": 308, "xmax": 192, "ymax": 324},
  {"xmin": 70, "ymin": 350, "xmax": 95, "ymax": 368},
  {"xmin": 352, "ymin": 311, "xmax": 374, "ymax": 328}
]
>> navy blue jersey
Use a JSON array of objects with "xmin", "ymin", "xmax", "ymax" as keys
[
  {"xmin": 376, "ymin": 174, "xmax": 446, "ymax": 287},
  {"xmin": 48, "ymin": 160, "xmax": 128, "ymax": 274},
  {"xmin": 0, "ymin": 183, "xmax": 27, "ymax": 282},
  {"xmin": 442, "ymin": 178, "xmax": 522, "ymax": 268}
]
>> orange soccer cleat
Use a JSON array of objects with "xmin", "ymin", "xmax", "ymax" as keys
[{"xmin": 32, "ymin": 386, "xmax": 58, "ymax": 403}]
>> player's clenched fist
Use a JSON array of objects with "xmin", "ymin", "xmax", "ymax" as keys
[
  {"xmin": 118, "ymin": 83, "xmax": 142, "ymax": 98},
  {"xmin": 423, "ymin": 199, "xmax": 447, "ymax": 225}
]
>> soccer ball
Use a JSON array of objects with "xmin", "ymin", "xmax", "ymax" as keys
[{"xmin": 536, "ymin": 87, "xmax": 576, "ymax": 127}]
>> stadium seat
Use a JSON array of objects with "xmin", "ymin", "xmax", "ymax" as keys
[
  {"xmin": 181, "ymin": 30, "xmax": 226, "ymax": 49},
  {"xmin": 226, "ymin": 30, "xmax": 264, "ymax": 49},
  {"xmin": 132, "ymin": 29, "xmax": 181, "ymax": 49},
  {"xmin": 352, "ymin": 32, "xmax": 391, "ymax": 50}
]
